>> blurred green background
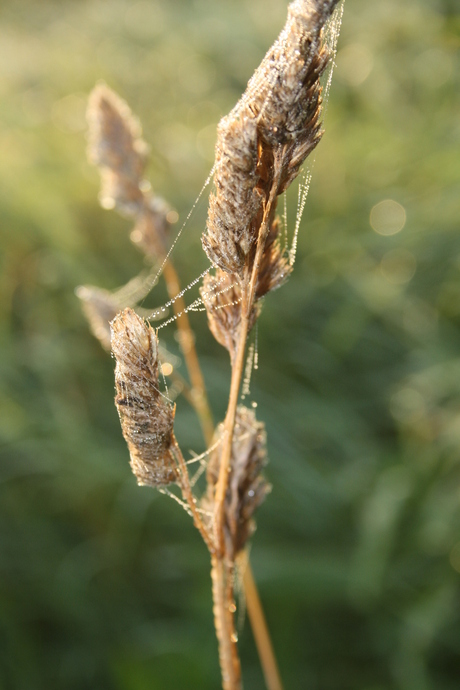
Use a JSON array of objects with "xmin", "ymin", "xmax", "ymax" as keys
[{"xmin": 1, "ymin": 0, "xmax": 460, "ymax": 688}]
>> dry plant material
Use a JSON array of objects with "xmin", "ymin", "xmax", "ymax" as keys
[
  {"xmin": 87, "ymin": 82, "xmax": 173, "ymax": 256},
  {"xmin": 200, "ymin": 271, "xmax": 259, "ymax": 364},
  {"xmin": 201, "ymin": 218, "xmax": 290, "ymax": 363},
  {"xmin": 202, "ymin": 0, "xmax": 338, "ymax": 277},
  {"xmin": 111, "ymin": 308, "xmax": 177, "ymax": 487},
  {"xmin": 204, "ymin": 407, "xmax": 271, "ymax": 559},
  {"xmin": 80, "ymin": 2, "xmax": 342, "ymax": 689},
  {"xmin": 200, "ymin": 3, "xmax": 340, "ymax": 688}
]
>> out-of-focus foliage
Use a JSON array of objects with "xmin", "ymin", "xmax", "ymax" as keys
[{"xmin": 1, "ymin": 0, "xmax": 460, "ymax": 688}]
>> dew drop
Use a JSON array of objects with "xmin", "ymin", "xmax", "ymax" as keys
[
  {"xmin": 229, "ymin": 602, "xmax": 236, "ymax": 613},
  {"xmin": 231, "ymin": 633, "xmax": 238, "ymax": 643}
]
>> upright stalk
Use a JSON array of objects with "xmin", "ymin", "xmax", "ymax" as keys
[
  {"xmin": 211, "ymin": 555, "xmax": 242, "ymax": 690},
  {"xmin": 211, "ymin": 173, "xmax": 282, "ymax": 690},
  {"xmin": 162, "ymin": 243, "xmax": 283, "ymax": 690},
  {"xmin": 214, "ymin": 161, "xmax": 282, "ymax": 551},
  {"xmin": 242, "ymin": 561, "xmax": 283, "ymax": 690}
]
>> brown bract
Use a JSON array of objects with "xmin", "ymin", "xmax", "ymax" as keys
[
  {"xmin": 256, "ymin": 217, "xmax": 292, "ymax": 298},
  {"xmin": 203, "ymin": 407, "xmax": 270, "ymax": 558},
  {"xmin": 200, "ymin": 270, "xmax": 260, "ymax": 364},
  {"xmin": 201, "ymin": 217, "xmax": 291, "ymax": 361},
  {"xmin": 111, "ymin": 308, "xmax": 177, "ymax": 487}
]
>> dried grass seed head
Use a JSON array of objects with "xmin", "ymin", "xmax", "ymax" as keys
[
  {"xmin": 130, "ymin": 197, "xmax": 171, "ymax": 259},
  {"xmin": 87, "ymin": 83, "xmax": 148, "ymax": 215},
  {"xmin": 111, "ymin": 308, "xmax": 177, "ymax": 487},
  {"xmin": 204, "ymin": 406, "xmax": 270, "ymax": 556},
  {"xmin": 200, "ymin": 271, "xmax": 259, "ymax": 363},
  {"xmin": 202, "ymin": 109, "xmax": 263, "ymax": 275},
  {"xmin": 244, "ymin": 0, "xmax": 337, "ymax": 149},
  {"xmin": 202, "ymin": 0, "xmax": 339, "ymax": 277}
]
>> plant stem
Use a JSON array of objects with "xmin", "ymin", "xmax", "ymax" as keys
[
  {"xmin": 214, "ymin": 156, "xmax": 283, "ymax": 554},
  {"xmin": 242, "ymin": 559, "xmax": 283, "ymax": 690},
  {"xmin": 211, "ymin": 555, "xmax": 242, "ymax": 690},
  {"xmin": 162, "ymin": 257, "xmax": 215, "ymax": 444},
  {"xmin": 172, "ymin": 435, "xmax": 214, "ymax": 553},
  {"xmin": 210, "ymin": 168, "xmax": 284, "ymax": 690},
  {"xmin": 161, "ymin": 227, "xmax": 283, "ymax": 690}
]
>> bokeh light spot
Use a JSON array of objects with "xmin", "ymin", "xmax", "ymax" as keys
[
  {"xmin": 370, "ymin": 199, "xmax": 406, "ymax": 236},
  {"xmin": 161, "ymin": 362, "xmax": 173, "ymax": 376},
  {"xmin": 166, "ymin": 210, "xmax": 179, "ymax": 224}
]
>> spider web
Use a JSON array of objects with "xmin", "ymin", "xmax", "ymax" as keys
[{"xmin": 110, "ymin": 1, "xmax": 345, "ymax": 465}]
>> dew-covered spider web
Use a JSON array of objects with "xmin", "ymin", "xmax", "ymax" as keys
[
  {"xmin": 107, "ymin": 1, "xmax": 344, "ymax": 478},
  {"xmin": 142, "ymin": 0, "xmax": 344, "ymax": 325}
]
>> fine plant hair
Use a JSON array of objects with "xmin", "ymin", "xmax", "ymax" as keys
[{"xmin": 78, "ymin": 1, "xmax": 343, "ymax": 688}]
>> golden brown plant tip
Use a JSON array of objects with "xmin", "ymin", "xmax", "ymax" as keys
[
  {"xmin": 202, "ymin": 0, "xmax": 339, "ymax": 276},
  {"xmin": 111, "ymin": 308, "xmax": 177, "ymax": 487},
  {"xmin": 87, "ymin": 83, "xmax": 173, "ymax": 257}
]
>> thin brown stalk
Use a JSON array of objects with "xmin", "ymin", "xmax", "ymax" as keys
[
  {"xmin": 171, "ymin": 434, "xmax": 214, "ymax": 553},
  {"xmin": 211, "ymin": 555, "xmax": 242, "ymax": 690},
  {"xmin": 162, "ymin": 258, "xmax": 215, "ymax": 444},
  {"xmin": 242, "ymin": 560, "xmax": 283, "ymax": 690},
  {"xmin": 210, "ymin": 171, "xmax": 283, "ymax": 690},
  {"xmin": 163, "ymin": 241, "xmax": 282, "ymax": 690},
  {"xmin": 214, "ymin": 161, "xmax": 282, "ymax": 553}
]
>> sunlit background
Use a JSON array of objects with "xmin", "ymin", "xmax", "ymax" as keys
[{"xmin": 1, "ymin": 0, "xmax": 460, "ymax": 688}]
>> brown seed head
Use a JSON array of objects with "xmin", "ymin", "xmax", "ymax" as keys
[
  {"xmin": 256, "ymin": 217, "xmax": 293, "ymax": 298},
  {"xmin": 244, "ymin": 0, "xmax": 337, "ymax": 149},
  {"xmin": 201, "ymin": 218, "xmax": 290, "ymax": 358},
  {"xmin": 202, "ymin": 0, "xmax": 339, "ymax": 276},
  {"xmin": 111, "ymin": 308, "xmax": 177, "ymax": 487},
  {"xmin": 87, "ymin": 83, "xmax": 147, "ymax": 216},
  {"xmin": 130, "ymin": 199, "xmax": 171, "ymax": 259},
  {"xmin": 200, "ymin": 271, "xmax": 259, "ymax": 363},
  {"xmin": 204, "ymin": 407, "xmax": 271, "ymax": 557},
  {"xmin": 202, "ymin": 109, "xmax": 263, "ymax": 275}
]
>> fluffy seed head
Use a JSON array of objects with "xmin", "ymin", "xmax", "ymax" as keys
[
  {"xmin": 202, "ymin": 109, "xmax": 263, "ymax": 275},
  {"xmin": 87, "ymin": 83, "xmax": 147, "ymax": 216},
  {"xmin": 202, "ymin": 0, "xmax": 339, "ymax": 276},
  {"xmin": 203, "ymin": 407, "xmax": 271, "ymax": 557},
  {"xmin": 111, "ymin": 308, "xmax": 177, "ymax": 487}
]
